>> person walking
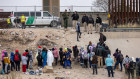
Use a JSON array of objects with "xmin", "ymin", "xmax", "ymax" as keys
[
  {"xmin": 14, "ymin": 50, "xmax": 21, "ymax": 71},
  {"xmin": 105, "ymin": 54, "xmax": 114, "ymax": 77},
  {"xmin": 71, "ymin": 11, "xmax": 79, "ymax": 29},
  {"xmin": 95, "ymin": 14, "xmax": 102, "ymax": 33},
  {"xmin": 53, "ymin": 48, "xmax": 59, "ymax": 65},
  {"xmin": 42, "ymin": 48, "xmax": 47, "ymax": 68},
  {"xmin": 20, "ymin": 14, "xmax": 26, "ymax": 29},
  {"xmin": 10, "ymin": 52, "xmax": 15, "ymax": 71},
  {"xmin": 62, "ymin": 9, "xmax": 69, "ymax": 30},
  {"xmin": 21, "ymin": 53, "xmax": 28, "ymax": 73},
  {"xmin": 76, "ymin": 22, "xmax": 81, "ymax": 41},
  {"xmin": 82, "ymin": 14, "xmax": 88, "ymax": 32},
  {"xmin": 91, "ymin": 53, "xmax": 98, "ymax": 75},
  {"xmin": 88, "ymin": 15, "xmax": 94, "ymax": 34}
]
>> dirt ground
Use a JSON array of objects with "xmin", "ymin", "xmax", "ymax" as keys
[{"xmin": 0, "ymin": 27, "xmax": 139, "ymax": 79}]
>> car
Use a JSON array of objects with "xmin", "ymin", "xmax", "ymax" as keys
[{"xmin": 10, "ymin": 11, "xmax": 60, "ymax": 27}]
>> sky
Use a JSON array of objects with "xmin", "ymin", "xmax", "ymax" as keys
[{"xmin": 0, "ymin": 0, "xmax": 96, "ymax": 12}]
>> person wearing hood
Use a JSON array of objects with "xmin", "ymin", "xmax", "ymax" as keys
[
  {"xmin": 24, "ymin": 49, "xmax": 30, "ymax": 69},
  {"xmin": 29, "ymin": 51, "xmax": 33, "ymax": 69},
  {"xmin": 83, "ymin": 51, "xmax": 88, "ymax": 68},
  {"xmin": 47, "ymin": 50, "xmax": 54, "ymax": 66},
  {"xmin": 3, "ymin": 52, "xmax": 10, "ymax": 74},
  {"xmin": 38, "ymin": 46, "xmax": 42, "ymax": 55},
  {"xmin": 73, "ymin": 45, "xmax": 79, "ymax": 60},
  {"xmin": 1, "ymin": 50, "xmax": 6, "ymax": 71},
  {"xmin": 91, "ymin": 52, "xmax": 98, "ymax": 75},
  {"xmin": 22, "ymin": 53, "xmax": 28, "ymax": 73},
  {"xmin": 79, "ymin": 47, "xmax": 84, "ymax": 66},
  {"xmin": 64, "ymin": 48, "xmax": 71, "ymax": 69},
  {"xmin": 53, "ymin": 48, "xmax": 59, "ymax": 65},
  {"xmin": 76, "ymin": 22, "xmax": 81, "ymax": 41},
  {"xmin": 113, "ymin": 48, "xmax": 119, "ymax": 70},
  {"xmin": 88, "ymin": 46, "xmax": 94, "ymax": 68},
  {"xmin": 105, "ymin": 54, "xmax": 114, "ymax": 77},
  {"xmin": 59, "ymin": 48, "xmax": 63, "ymax": 66},
  {"xmin": 127, "ymin": 57, "xmax": 136, "ymax": 79},
  {"xmin": 14, "ymin": 50, "xmax": 21, "ymax": 71},
  {"xmin": 37, "ymin": 51, "xmax": 43, "ymax": 67},
  {"xmin": 10, "ymin": 52, "xmax": 15, "ymax": 71},
  {"xmin": 42, "ymin": 48, "xmax": 47, "ymax": 68}
]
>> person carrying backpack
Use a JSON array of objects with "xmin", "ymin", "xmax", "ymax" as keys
[
  {"xmin": 83, "ymin": 51, "xmax": 88, "ymax": 68},
  {"xmin": 114, "ymin": 50, "xmax": 123, "ymax": 72},
  {"xmin": 123, "ymin": 55, "xmax": 130, "ymax": 74},
  {"xmin": 10, "ymin": 52, "xmax": 15, "ymax": 71},
  {"xmin": 14, "ymin": 50, "xmax": 21, "ymax": 71}
]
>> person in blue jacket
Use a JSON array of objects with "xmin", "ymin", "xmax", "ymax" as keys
[
  {"xmin": 42, "ymin": 48, "xmax": 47, "ymax": 68},
  {"xmin": 10, "ymin": 52, "xmax": 15, "ymax": 71},
  {"xmin": 105, "ymin": 54, "xmax": 114, "ymax": 77},
  {"xmin": 64, "ymin": 48, "xmax": 72, "ymax": 69}
]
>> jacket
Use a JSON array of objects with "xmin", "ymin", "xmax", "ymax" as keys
[
  {"xmin": 96, "ymin": 46, "xmax": 104, "ymax": 56},
  {"xmin": 105, "ymin": 54, "xmax": 114, "ymax": 66},
  {"xmin": 10, "ymin": 52, "xmax": 15, "ymax": 62},
  {"xmin": 91, "ymin": 55, "xmax": 98, "ymax": 64},
  {"xmin": 96, "ymin": 17, "xmax": 102, "ymax": 24},
  {"xmin": 53, "ymin": 48, "xmax": 59, "ymax": 58},
  {"xmin": 4, "ymin": 57, "xmax": 10, "ymax": 64},
  {"xmin": 22, "ymin": 56, "xmax": 28, "ymax": 65},
  {"xmin": 42, "ymin": 51, "xmax": 47, "ymax": 59},
  {"xmin": 88, "ymin": 17, "xmax": 94, "ymax": 24},
  {"xmin": 71, "ymin": 14, "xmax": 79, "ymax": 20},
  {"xmin": 14, "ymin": 17, "xmax": 21, "ymax": 23},
  {"xmin": 29, "ymin": 51, "xmax": 33, "ymax": 61},
  {"xmin": 1, "ymin": 50, "xmax": 6, "ymax": 61},
  {"xmin": 82, "ymin": 16, "xmax": 88, "ymax": 23},
  {"xmin": 62, "ymin": 12, "xmax": 69, "ymax": 20}
]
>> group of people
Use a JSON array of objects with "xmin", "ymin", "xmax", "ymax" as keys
[{"xmin": 62, "ymin": 10, "xmax": 102, "ymax": 34}]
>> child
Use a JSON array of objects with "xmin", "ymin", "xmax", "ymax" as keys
[
  {"xmin": 3, "ymin": 52, "xmax": 10, "ymax": 74},
  {"xmin": 76, "ymin": 22, "xmax": 81, "ymax": 41},
  {"xmin": 64, "ymin": 48, "xmax": 71, "ymax": 69},
  {"xmin": 10, "ymin": 52, "xmax": 15, "ymax": 71},
  {"xmin": 22, "ymin": 53, "xmax": 28, "ymax": 73}
]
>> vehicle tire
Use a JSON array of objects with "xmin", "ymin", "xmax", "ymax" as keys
[{"xmin": 50, "ymin": 20, "xmax": 58, "ymax": 27}]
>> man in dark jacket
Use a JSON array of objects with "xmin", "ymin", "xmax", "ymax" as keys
[
  {"xmin": 88, "ymin": 15, "xmax": 94, "ymax": 34},
  {"xmin": 62, "ymin": 9, "xmax": 69, "ymax": 30},
  {"xmin": 82, "ymin": 14, "xmax": 88, "ymax": 32},
  {"xmin": 96, "ymin": 14, "xmax": 102, "ymax": 33},
  {"xmin": 73, "ymin": 45, "xmax": 79, "ymax": 59},
  {"xmin": 14, "ymin": 16, "xmax": 21, "ymax": 28},
  {"xmin": 71, "ymin": 11, "xmax": 79, "ymax": 29},
  {"xmin": 59, "ymin": 48, "xmax": 63, "ymax": 66}
]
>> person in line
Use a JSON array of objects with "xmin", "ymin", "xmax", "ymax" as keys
[
  {"xmin": 88, "ymin": 15, "xmax": 94, "ymax": 34},
  {"xmin": 64, "ymin": 48, "xmax": 71, "ymax": 69},
  {"xmin": 136, "ymin": 58, "xmax": 140, "ymax": 79},
  {"xmin": 87, "ymin": 41, "xmax": 92, "ymax": 54},
  {"xmin": 59, "ymin": 48, "xmax": 63, "ymax": 66},
  {"xmin": 88, "ymin": 46, "xmax": 94, "ymax": 68},
  {"xmin": 3, "ymin": 52, "xmax": 10, "ymax": 74},
  {"xmin": 83, "ymin": 51, "xmax": 88, "ymax": 68},
  {"xmin": 21, "ymin": 53, "xmax": 28, "ymax": 73},
  {"xmin": 62, "ymin": 9, "xmax": 69, "ymax": 30},
  {"xmin": 53, "ymin": 48, "xmax": 59, "ymax": 65},
  {"xmin": 95, "ymin": 14, "xmax": 102, "ymax": 33},
  {"xmin": 114, "ymin": 50, "xmax": 124, "ymax": 72},
  {"xmin": 42, "ymin": 48, "xmax": 47, "ymax": 68},
  {"xmin": 14, "ymin": 50, "xmax": 21, "ymax": 71},
  {"xmin": 82, "ymin": 14, "xmax": 88, "ymax": 32},
  {"xmin": 91, "ymin": 53, "xmax": 98, "ymax": 75},
  {"xmin": 105, "ymin": 54, "xmax": 114, "ymax": 77},
  {"xmin": 47, "ymin": 50, "xmax": 54, "ymax": 66},
  {"xmin": 113, "ymin": 48, "xmax": 119, "ymax": 70},
  {"xmin": 123, "ymin": 55, "xmax": 130, "ymax": 74},
  {"xmin": 73, "ymin": 45, "xmax": 79, "ymax": 60},
  {"xmin": 29, "ymin": 51, "xmax": 33, "ymax": 69},
  {"xmin": 127, "ymin": 57, "xmax": 136, "ymax": 79},
  {"xmin": 21, "ymin": 14, "xmax": 26, "ymax": 29},
  {"xmin": 71, "ymin": 11, "xmax": 79, "ymax": 29},
  {"xmin": 79, "ymin": 47, "xmax": 84, "ymax": 67},
  {"xmin": 1, "ymin": 50, "xmax": 6, "ymax": 71},
  {"xmin": 37, "ymin": 51, "xmax": 43, "ymax": 67},
  {"xmin": 76, "ymin": 22, "xmax": 81, "ymax": 41},
  {"xmin": 103, "ymin": 45, "xmax": 110, "ymax": 66},
  {"xmin": 24, "ymin": 50, "xmax": 30, "ymax": 69},
  {"xmin": 99, "ymin": 33, "xmax": 106, "ymax": 45},
  {"xmin": 14, "ymin": 16, "xmax": 21, "ymax": 28},
  {"xmin": 10, "ymin": 52, "xmax": 15, "ymax": 71}
]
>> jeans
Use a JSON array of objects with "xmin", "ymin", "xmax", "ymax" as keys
[
  {"xmin": 15, "ymin": 61, "xmax": 20, "ymax": 71},
  {"xmin": 5, "ymin": 63, "xmax": 8, "ymax": 74},
  {"xmin": 89, "ymin": 58, "xmax": 92, "ymax": 68},
  {"xmin": 65, "ymin": 60, "xmax": 71, "ymax": 68},
  {"xmin": 92, "ymin": 64, "xmax": 98, "ymax": 74},
  {"xmin": 11, "ymin": 61, "xmax": 15, "ymax": 71},
  {"xmin": 114, "ymin": 60, "xmax": 123, "ymax": 71},
  {"xmin": 107, "ymin": 66, "xmax": 114, "ymax": 77}
]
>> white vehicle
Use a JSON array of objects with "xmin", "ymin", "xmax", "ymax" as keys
[{"xmin": 10, "ymin": 11, "xmax": 60, "ymax": 27}]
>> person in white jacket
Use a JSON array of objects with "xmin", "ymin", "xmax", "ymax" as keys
[
  {"xmin": 22, "ymin": 53, "xmax": 28, "ymax": 73},
  {"xmin": 47, "ymin": 50, "xmax": 54, "ymax": 66}
]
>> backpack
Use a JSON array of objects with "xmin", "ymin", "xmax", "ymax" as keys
[
  {"xmin": 83, "ymin": 54, "xmax": 88, "ymax": 59},
  {"xmin": 119, "ymin": 54, "xmax": 124, "ymax": 62},
  {"xmin": 14, "ymin": 54, "xmax": 19, "ymax": 61},
  {"xmin": 125, "ymin": 63, "xmax": 130, "ymax": 69}
]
